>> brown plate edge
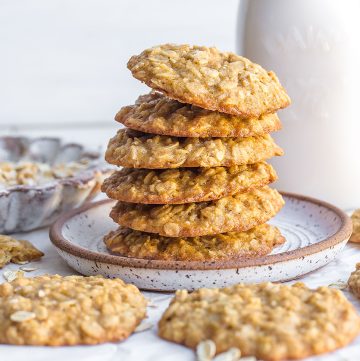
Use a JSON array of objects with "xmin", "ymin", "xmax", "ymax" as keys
[{"xmin": 49, "ymin": 192, "xmax": 353, "ymax": 271}]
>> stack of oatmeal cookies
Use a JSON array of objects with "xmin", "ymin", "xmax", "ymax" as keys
[{"xmin": 102, "ymin": 44, "xmax": 290, "ymax": 263}]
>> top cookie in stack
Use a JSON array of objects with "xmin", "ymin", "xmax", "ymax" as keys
[{"xmin": 102, "ymin": 44, "xmax": 290, "ymax": 263}]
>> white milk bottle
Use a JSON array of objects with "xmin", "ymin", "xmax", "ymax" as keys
[{"xmin": 237, "ymin": 0, "xmax": 360, "ymax": 209}]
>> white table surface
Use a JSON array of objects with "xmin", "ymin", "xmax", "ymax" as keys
[{"xmin": 1, "ymin": 127, "xmax": 360, "ymax": 360}]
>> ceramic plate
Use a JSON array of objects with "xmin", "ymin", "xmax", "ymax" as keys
[{"xmin": 49, "ymin": 193, "xmax": 352, "ymax": 291}]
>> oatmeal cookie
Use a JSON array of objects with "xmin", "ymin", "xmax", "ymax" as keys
[
  {"xmin": 116, "ymin": 92, "xmax": 282, "ymax": 138},
  {"xmin": 348, "ymin": 263, "xmax": 360, "ymax": 298},
  {"xmin": 105, "ymin": 129, "xmax": 283, "ymax": 169},
  {"xmin": 350, "ymin": 209, "xmax": 360, "ymax": 243},
  {"xmin": 104, "ymin": 224, "xmax": 284, "ymax": 261},
  {"xmin": 110, "ymin": 186, "xmax": 284, "ymax": 237},
  {"xmin": 158, "ymin": 282, "xmax": 360, "ymax": 361},
  {"xmin": 0, "ymin": 235, "xmax": 44, "ymax": 268},
  {"xmin": 0, "ymin": 274, "xmax": 147, "ymax": 345},
  {"xmin": 127, "ymin": 44, "xmax": 290, "ymax": 117},
  {"xmin": 102, "ymin": 162, "xmax": 277, "ymax": 204}
]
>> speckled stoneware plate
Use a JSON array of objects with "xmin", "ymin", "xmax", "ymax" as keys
[{"xmin": 49, "ymin": 193, "xmax": 352, "ymax": 291}]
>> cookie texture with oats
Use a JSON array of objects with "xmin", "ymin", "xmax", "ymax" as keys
[
  {"xmin": 350, "ymin": 209, "xmax": 360, "ymax": 243},
  {"xmin": 348, "ymin": 263, "xmax": 360, "ymax": 298},
  {"xmin": 110, "ymin": 186, "xmax": 284, "ymax": 237},
  {"xmin": 0, "ymin": 274, "xmax": 147, "ymax": 345},
  {"xmin": 104, "ymin": 224, "xmax": 285, "ymax": 261},
  {"xmin": 102, "ymin": 162, "xmax": 277, "ymax": 204},
  {"xmin": 116, "ymin": 92, "xmax": 282, "ymax": 138},
  {"xmin": 0, "ymin": 235, "xmax": 44, "ymax": 268},
  {"xmin": 127, "ymin": 44, "xmax": 290, "ymax": 117},
  {"xmin": 105, "ymin": 129, "xmax": 283, "ymax": 169},
  {"xmin": 158, "ymin": 282, "xmax": 360, "ymax": 361}
]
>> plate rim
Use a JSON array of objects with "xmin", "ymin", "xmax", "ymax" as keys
[{"xmin": 49, "ymin": 192, "xmax": 352, "ymax": 270}]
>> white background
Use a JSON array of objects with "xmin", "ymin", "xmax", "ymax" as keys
[{"xmin": 0, "ymin": 0, "xmax": 239, "ymax": 136}]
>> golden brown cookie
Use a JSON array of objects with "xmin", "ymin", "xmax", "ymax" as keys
[
  {"xmin": 102, "ymin": 162, "xmax": 277, "ymax": 204},
  {"xmin": 110, "ymin": 186, "xmax": 284, "ymax": 237},
  {"xmin": 116, "ymin": 92, "xmax": 282, "ymax": 138},
  {"xmin": 0, "ymin": 235, "xmax": 44, "ymax": 268},
  {"xmin": 158, "ymin": 282, "xmax": 360, "ymax": 361},
  {"xmin": 0, "ymin": 274, "xmax": 147, "ymax": 345},
  {"xmin": 127, "ymin": 44, "xmax": 290, "ymax": 117},
  {"xmin": 350, "ymin": 209, "xmax": 360, "ymax": 243},
  {"xmin": 104, "ymin": 224, "xmax": 284, "ymax": 261},
  {"xmin": 348, "ymin": 263, "xmax": 360, "ymax": 298},
  {"xmin": 105, "ymin": 129, "xmax": 283, "ymax": 169}
]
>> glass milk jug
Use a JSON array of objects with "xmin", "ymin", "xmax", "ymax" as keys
[{"xmin": 237, "ymin": 0, "xmax": 360, "ymax": 209}]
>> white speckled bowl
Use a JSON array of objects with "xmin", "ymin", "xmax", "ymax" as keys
[
  {"xmin": 0, "ymin": 136, "xmax": 112, "ymax": 234},
  {"xmin": 49, "ymin": 193, "xmax": 352, "ymax": 291}
]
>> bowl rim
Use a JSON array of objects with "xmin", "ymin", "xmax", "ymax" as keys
[
  {"xmin": 49, "ymin": 192, "xmax": 353, "ymax": 270},
  {"xmin": 0, "ymin": 135, "xmax": 112, "ymax": 195}
]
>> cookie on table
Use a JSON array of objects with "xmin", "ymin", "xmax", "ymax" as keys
[
  {"xmin": 102, "ymin": 162, "xmax": 277, "ymax": 204},
  {"xmin": 104, "ymin": 223, "xmax": 285, "ymax": 262},
  {"xmin": 105, "ymin": 129, "xmax": 283, "ymax": 169},
  {"xmin": 350, "ymin": 209, "xmax": 360, "ymax": 243},
  {"xmin": 348, "ymin": 263, "xmax": 360, "ymax": 298},
  {"xmin": 0, "ymin": 235, "xmax": 44, "ymax": 268},
  {"xmin": 0, "ymin": 274, "xmax": 147, "ymax": 346},
  {"xmin": 110, "ymin": 186, "xmax": 284, "ymax": 237},
  {"xmin": 116, "ymin": 92, "xmax": 282, "ymax": 138},
  {"xmin": 127, "ymin": 44, "xmax": 291, "ymax": 117},
  {"xmin": 158, "ymin": 282, "xmax": 360, "ymax": 361}
]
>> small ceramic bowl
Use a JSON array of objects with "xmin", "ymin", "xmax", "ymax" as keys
[{"xmin": 0, "ymin": 136, "xmax": 112, "ymax": 234}]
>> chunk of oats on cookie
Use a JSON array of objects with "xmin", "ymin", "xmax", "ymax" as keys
[
  {"xmin": 101, "ymin": 162, "xmax": 277, "ymax": 205},
  {"xmin": 110, "ymin": 186, "xmax": 284, "ymax": 237},
  {"xmin": 127, "ymin": 44, "xmax": 290, "ymax": 117},
  {"xmin": 0, "ymin": 274, "xmax": 147, "ymax": 345},
  {"xmin": 348, "ymin": 263, "xmax": 360, "ymax": 298},
  {"xmin": 104, "ymin": 224, "xmax": 285, "ymax": 261},
  {"xmin": 116, "ymin": 92, "xmax": 282, "ymax": 138},
  {"xmin": 105, "ymin": 129, "xmax": 283, "ymax": 169},
  {"xmin": 0, "ymin": 235, "xmax": 43, "ymax": 268},
  {"xmin": 349, "ymin": 209, "xmax": 360, "ymax": 243},
  {"xmin": 158, "ymin": 282, "xmax": 360, "ymax": 361}
]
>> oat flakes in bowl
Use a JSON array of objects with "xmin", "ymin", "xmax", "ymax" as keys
[
  {"xmin": 102, "ymin": 162, "xmax": 277, "ymax": 204},
  {"xmin": 105, "ymin": 129, "xmax": 283, "ymax": 169},
  {"xmin": 104, "ymin": 223, "xmax": 285, "ymax": 261},
  {"xmin": 116, "ymin": 92, "xmax": 282, "ymax": 138},
  {"xmin": 0, "ymin": 136, "xmax": 112, "ymax": 234},
  {"xmin": 127, "ymin": 44, "xmax": 290, "ymax": 117},
  {"xmin": 110, "ymin": 186, "xmax": 284, "ymax": 237}
]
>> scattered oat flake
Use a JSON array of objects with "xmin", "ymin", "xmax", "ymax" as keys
[
  {"xmin": 19, "ymin": 266, "xmax": 37, "ymax": 272},
  {"xmin": 10, "ymin": 311, "xmax": 36, "ymax": 322},
  {"xmin": 196, "ymin": 340, "xmax": 216, "ymax": 361},
  {"xmin": 134, "ymin": 322, "xmax": 153, "ymax": 333},
  {"xmin": 16, "ymin": 261, "xmax": 29, "ymax": 265},
  {"xmin": 213, "ymin": 348, "xmax": 242, "ymax": 361},
  {"xmin": 147, "ymin": 300, "xmax": 158, "ymax": 308},
  {"xmin": 328, "ymin": 282, "xmax": 348, "ymax": 290},
  {"xmin": 3, "ymin": 270, "xmax": 24, "ymax": 282}
]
